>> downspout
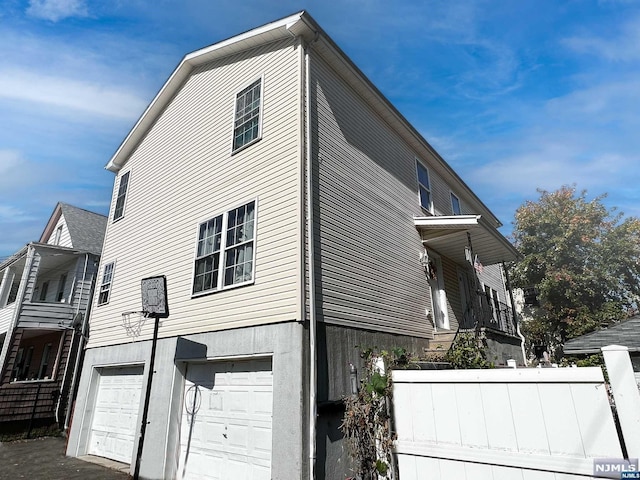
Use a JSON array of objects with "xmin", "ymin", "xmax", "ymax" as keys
[
  {"xmin": 62, "ymin": 253, "xmax": 92, "ymax": 430},
  {"xmin": 304, "ymin": 36, "xmax": 318, "ymax": 480},
  {"xmin": 305, "ymin": 45, "xmax": 317, "ymax": 480},
  {"xmin": 502, "ymin": 261, "xmax": 527, "ymax": 366}
]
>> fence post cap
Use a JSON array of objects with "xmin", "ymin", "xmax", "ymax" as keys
[{"xmin": 601, "ymin": 345, "xmax": 629, "ymax": 352}]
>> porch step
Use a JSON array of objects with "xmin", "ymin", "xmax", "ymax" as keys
[{"xmin": 424, "ymin": 331, "xmax": 457, "ymax": 357}]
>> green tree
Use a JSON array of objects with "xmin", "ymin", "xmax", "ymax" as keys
[{"xmin": 510, "ymin": 186, "xmax": 640, "ymax": 357}]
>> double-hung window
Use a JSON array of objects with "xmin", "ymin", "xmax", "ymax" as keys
[
  {"xmin": 98, "ymin": 262, "xmax": 115, "ymax": 305},
  {"xmin": 113, "ymin": 171, "xmax": 130, "ymax": 221},
  {"xmin": 193, "ymin": 200, "xmax": 256, "ymax": 295},
  {"xmin": 416, "ymin": 160, "xmax": 432, "ymax": 212},
  {"xmin": 232, "ymin": 78, "xmax": 262, "ymax": 152}
]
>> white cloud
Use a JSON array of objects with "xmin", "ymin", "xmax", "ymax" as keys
[
  {"xmin": 562, "ymin": 15, "xmax": 640, "ymax": 61},
  {"xmin": 26, "ymin": 0, "xmax": 88, "ymax": 22},
  {"xmin": 0, "ymin": 68, "xmax": 146, "ymax": 120}
]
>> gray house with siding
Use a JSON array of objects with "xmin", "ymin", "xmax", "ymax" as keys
[
  {"xmin": 0, "ymin": 202, "xmax": 105, "ymax": 434},
  {"xmin": 65, "ymin": 12, "xmax": 521, "ymax": 479}
]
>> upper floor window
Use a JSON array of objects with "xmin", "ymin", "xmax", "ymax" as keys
[
  {"xmin": 416, "ymin": 160, "xmax": 432, "ymax": 212},
  {"xmin": 53, "ymin": 225, "xmax": 63, "ymax": 245},
  {"xmin": 193, "ymin": 200, "xmax": 256, "ymax": 295},
  {"xmin": 98, "ymin": 262, "xmax": 115, "ymax": 305},
  {"xmin": 232, "ymin": 78, "xmax": 262, "ymax": 152},
  {"xmin": 113, "ymin": 171, "xmax": 130, "ymax": 221},
  {"xmin": 451, "ymin": 192, "xmax": 462, "ymax": 215}
]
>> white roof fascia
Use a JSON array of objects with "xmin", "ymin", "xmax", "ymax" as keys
[
  {"xmin": 414, "ymin": 215, "xmax": 481, "ymax": 229},
  {"xmin": 105, "ymin": 12, "xmax": 310, "ymax": 173}
]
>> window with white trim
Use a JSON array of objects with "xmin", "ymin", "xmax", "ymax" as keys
[
  {"xmin": 451, "ymin": 192, "xmax": 462, "ymax": 215},
  {"xmin": 232, "ymin": 79, "xmax": 262, "ymax": 152},
  {"xmin": 98, "ymin": 262, "xmax": 115, "ymax": 305},
  {"xmin": 193, "ymin": 200, "xmax": 256, "ymax": 295},
  {"xmin": 113, "ymin": 171, "xmax": 130, "ymax": 221},
  {"xmin": 416, "ymin": 160, "xmax": 432, "ymax": 212}
]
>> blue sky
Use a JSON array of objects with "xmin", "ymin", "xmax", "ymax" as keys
[{"xmin": 1, "ymin": 0, "xmax": 639, "ymax": 258}]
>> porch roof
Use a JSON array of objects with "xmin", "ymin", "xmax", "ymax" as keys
[{"xmin": 414, "ymin": 215, "xmax": 519, "ymax": 266}]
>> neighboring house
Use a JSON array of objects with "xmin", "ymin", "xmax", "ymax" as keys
[
  {"xmin": 65, "ymin": 12, "xmax": 521, "ymax": 479},
  {"xmin": 564, "ymin": 314, "xmax": 640, "ymax": 382},
  {"xmin": 0, "ymin": 203, "xmax": 106, "ymax": 434}
]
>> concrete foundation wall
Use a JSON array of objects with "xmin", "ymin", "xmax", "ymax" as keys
[
  {"xmin": 483, "ymin": 328, "xmax": 525, "ymax": 366},
  {"xmin": 66, "ymin": 321, "xmax": 306, "ymax": 480}
]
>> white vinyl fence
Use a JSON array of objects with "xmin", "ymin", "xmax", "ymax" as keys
[{"xmin": 392, "ymin": 346, "xmax": 638, "ymax": 479}]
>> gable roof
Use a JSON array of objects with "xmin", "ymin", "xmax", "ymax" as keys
[
  {"xmin": 104, "ymin": 11, "xmax": 505, "ymax": 228},
  {"xmin": 40, "ymin": 203, "xmax": 107, "ymax": 255},
  {"xmin": 563, "ymin": 315, "xmax": 640, "ymax": 354}
]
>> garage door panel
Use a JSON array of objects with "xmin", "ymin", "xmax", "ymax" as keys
[
  {"xmin": 178, "ymin": 359, "xmax": 273, "ymax": 480},
  {"xmin": 88, "ymin": 366, "xmax": 143, "ymax": 464}
]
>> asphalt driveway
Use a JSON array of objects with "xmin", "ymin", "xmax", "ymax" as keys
[{"xmin": 0, "ymin": 437, "xmax": 129, "ymax": 480}]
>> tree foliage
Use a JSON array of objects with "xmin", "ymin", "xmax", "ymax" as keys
[{"xmin": 510, "ymin": 186, "xmax": 640, "ymax": 355}]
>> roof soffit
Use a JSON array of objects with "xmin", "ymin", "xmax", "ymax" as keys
[{"xmin": 414, "ymin": 215, "xmax": 519, "ymax": 266}]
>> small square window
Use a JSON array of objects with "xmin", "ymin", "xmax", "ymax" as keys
[{"xmin": 232, "ymin": 79, "xmax": 262, "ymax": 152}]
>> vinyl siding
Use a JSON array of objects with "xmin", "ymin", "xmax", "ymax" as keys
[
  {"xmin": 310, "ymin": 53, "xmax": 433, "ymax": 338},
  {"xmin": 88, "ymin": 39, "xmax": 302, "ymax": 348},
  {"xmin": 70, "ymin": 254, "xmax": 99, "ymax": 314},
  {"xmin": 479, "ymin": 263, "xmax": 509, "ymax": 303},
  {"xmin": 45, "ymin": 216, "xmax": 72, "ymax": 248}
]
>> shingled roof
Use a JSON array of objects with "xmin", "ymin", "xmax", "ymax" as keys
[
  {"xmin": 563, "ymin": 315, "xmax": 640, "ymax": 354},
  {"xmin": 38, "ymin": 203, "xmax": 107, "ymax": 256}
]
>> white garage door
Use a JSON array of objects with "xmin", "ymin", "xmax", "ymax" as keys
[
  {"xmin": 178, "ymin": 358, "xmax": 273, "ymax": 480},
  {"xmin": 88, "ymin": 365, "xmax": 144, "ymax": 464}
]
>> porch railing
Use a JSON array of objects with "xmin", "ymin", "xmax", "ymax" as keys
[
  {"xmin": 460, "ymin": 295, "xmax": 517, "ymax": 337},
  {"xmin": 16, "ymin": 302, "xmax": 75, "ymax": 329}
]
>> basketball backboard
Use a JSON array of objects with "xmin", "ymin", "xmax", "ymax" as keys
[{"xmin": 141, "ymin": 275, "xmax": 169, "ymax": 318}]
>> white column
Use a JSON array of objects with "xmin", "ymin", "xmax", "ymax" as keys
[
  {"xmin": 0, "ymin": 268, "xmax": 15, "ymax": 308},
  {"xmin": 602, "ymin": 344, "xmax": 640, "ymax": 459}
]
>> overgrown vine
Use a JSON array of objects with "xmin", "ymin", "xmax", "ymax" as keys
[
  {"xmin": 340, "ymin": 337, "xmax": 493, "ymax": 479},
  {"xmin": 340, "ymin": 347, "xmax": 410, "ymax": 479}
]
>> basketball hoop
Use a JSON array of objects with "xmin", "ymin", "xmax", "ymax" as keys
[{"xmin": 121, "ymin": 311, "xmax": 148, "ymax": 339}]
